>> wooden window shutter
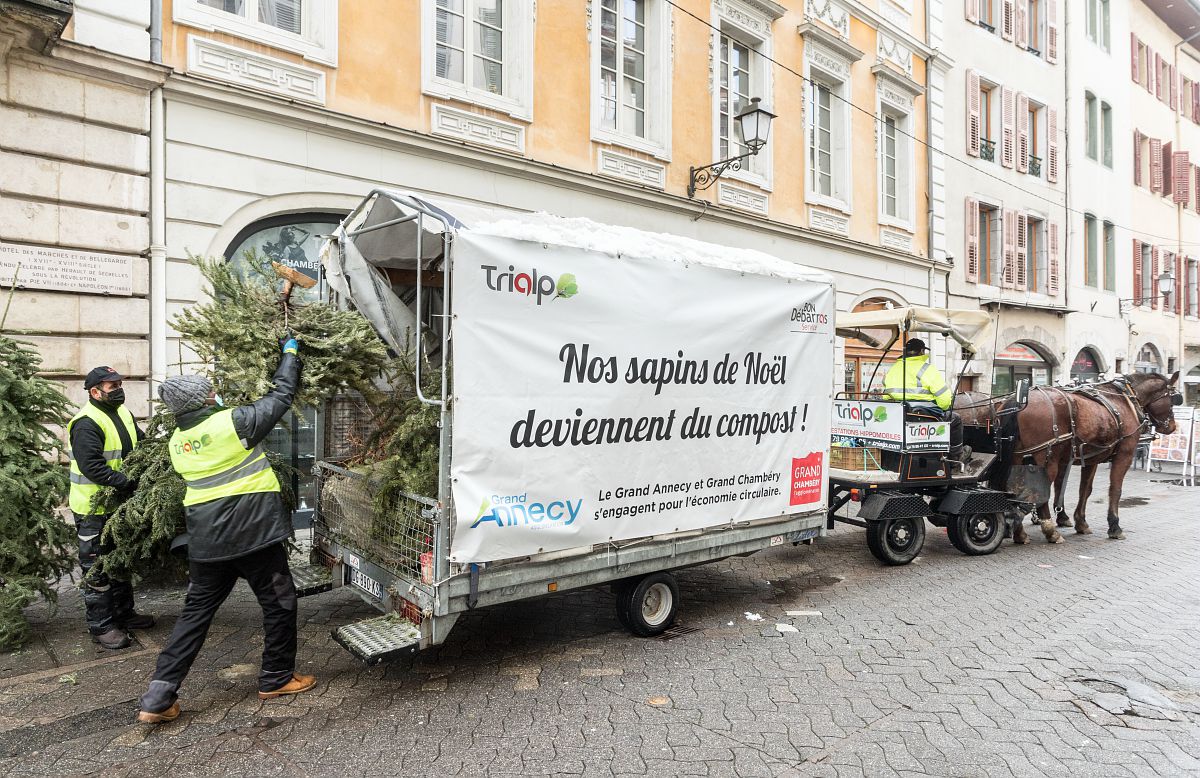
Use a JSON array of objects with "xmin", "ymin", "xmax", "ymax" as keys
[
  {"xmin": 1155, "ymin": 53, "xmax": 1163, "ymax": 99},
  {"xmin": 1133, "ymin": 130, "xmax": 1143, "ymax": 186},
  {"xmin": 1002, "ymin": 209, "xmax": 1016, "ymax": 287},
  {"xmin": 1176, "ymin": 255, "xmax": 1184, "ymax": 315},
  {"xmin": 1195, "ymin": 165, "xmax": 1200, "ymax": 214},
  {"xmin": 1194, "ymin": 82, "xmax": 1200, "ymax": 123},
  {"xmin": 1048, "ymin": 222, "xmax": 1060, "ymax": 295},
  {"xmin": 1170, "ymin": 66, "xmax": 1178, "ymax": 111},
  {"xmin": 965, "ymin": 0, "xmax": 979, "ymax": 24},
  {"xmin": 1015, "ymin": 0, "xmax": 1027, "ymax": 50},
  {"xmin": 1002, "ymin": 0, "xmax": 1014, "ymax": 40},
  {"xmin": 1001, "ymin": 87, "xmax": 1015, "ymax": 168},
  {"xmin": 967, "ymin": 70, "xmax": 981, "ymax": 157},
  {"xmin": 1133, "ymin": 240, "xmax": 1143, "ymax": 303},
  {"xmin": 1150, "ymin": 138, "xmax": 1163, "ymax": 193},
  {"xmin": 1175, "ymin": 151, "xmax": 1191, "ymax": 206},
  {"xmin": 1047, "ymin": 0, "xmax": 1059, "ymax": 63},
  {"xmin": 1163, "ymin": 141, "xmax": 1173, "ymax": 198},
  {"xmin": 1046, "ymin": 107, "xmax": 1059, "ymax": 183},
  {"xmin": 1015, "ymin": 213, "xmax": 1028, "ymax": 290},
  {"xmin": 1016, "ymin": 93, "xmax": 1030, "ymax": 173},
  {"xmin": 965, "ymin": 198, "xmax": 980, "ymax": 282},
  {"xmin": 1131, "ymin": 34, "xmax": 1140, "ymax": 83},
  {"xmin": 1151, "ymin": 246, "xmax": 1160, "ymax": 309}
]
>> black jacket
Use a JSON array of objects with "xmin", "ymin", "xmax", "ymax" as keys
[
  {"xmin": 174, "ymin": 353, "xmax": 301, "ymax": 562},
  {"xmin": 70, "ymin": 400, "xmax": 146, "ymax": 494}
]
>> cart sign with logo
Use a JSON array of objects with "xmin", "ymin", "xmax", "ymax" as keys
[
  {"xmin": 449, "ymin": 231, "xmax": 834, "ymax": 563},
  {"xmin": 831, "ymin": 400, "xmax": 903, "ymax": 450}
]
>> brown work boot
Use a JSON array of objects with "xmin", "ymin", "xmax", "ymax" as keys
[
  {"xmin": 258, "ymin": 673, "xmax": 317, "ymax": 699},
  {"xmin": 137, "ymin": 701, "xmax": 180, "ymax": 724},
  {"xmin": 91, "ymin": 628, "xmax": 132, "ymax": 650}
]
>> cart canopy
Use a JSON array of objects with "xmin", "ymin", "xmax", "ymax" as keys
[{"xmin": 834, "ymin": 306, "xmax": 993, "ymax": 355}]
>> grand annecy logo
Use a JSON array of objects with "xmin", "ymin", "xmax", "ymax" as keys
[
  {"xmin": 481, "ymin": 265, "xmax": 579, "ymax": 305},
  {"xmin": 471, "ymin": 493, "xmax": 583, "ymax": 528}
]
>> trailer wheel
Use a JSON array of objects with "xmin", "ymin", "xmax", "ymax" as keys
[
  {"xmin": 616, "ymin": 572, "xmax": 679, "ymax": 637},
  {"xmin": 866, "ymin": 517, "xmax": 925, "ymax": 566},
  {"xmin": 947, "ymin": 512, "xmax": 1005, "ymax": 556}
]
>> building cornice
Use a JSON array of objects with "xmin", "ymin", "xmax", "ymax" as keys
[
  {"xmin": 163, "ymin": 74, "xmax": 940, "ymax": 272},
  {"xmin": 872, "ymin": 63, "xmax": 924, "ymax": 97},
  {"xmin": 839, "ymin": 0, "xmax": 936, "ymax": 59},
  {"xmin": 796, "ymin": 21, "xmax": 865, "ymax": 62},
  {"xmin": 33, "ymin": 39, "xmax": 170, "ymax": 89}
]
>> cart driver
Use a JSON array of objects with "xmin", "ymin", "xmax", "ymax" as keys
[{"xmin": 882, "ymin": 339, "xmax": 967, "ymax": 463}]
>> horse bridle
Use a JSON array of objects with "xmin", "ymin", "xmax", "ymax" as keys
[{"xmin": 1122, "ymin": 379, "xmax": 1181, "ymax": 434}]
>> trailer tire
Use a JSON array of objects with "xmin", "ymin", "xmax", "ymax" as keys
[
  {"xmin": 866, "ymin": 517, "xmax": 925, "ymax": 566},
  {"xmin": 947, "ymin": 512, "xmax": 1005, "ymax": 556},
  {"xmin": 616, "ymin": 573, "xmax": 679, "ymax": 637}
]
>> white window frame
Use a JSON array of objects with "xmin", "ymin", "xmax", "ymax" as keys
[
  {"xmin": 977, "ymin": 200, "xmax": 1003, "ymax": 288},
  {"xmin": 421, "ymin": 0, "xmax": 534, "ymax": 120},
  {"xmin": 590, "ymin": 0, "xmax": 673, "ymax": 160},
  {"xmin": 1084, "ymin": 91, "xmax": 1097, "ymax": 161},
  {"xmin": 804, "ymin": 47, "xmax": 856, "ymax": 212},
  {"xmin": 1025, "ymin": 212, "xmax": 1047, "ymax": 295},
  {"xmin": 1100, "ymin": 100, "xmax": 1112, "ymax": 168},
  {"xmin": 875, "ymin": 76, "xmax": 916, "ymax": 231},
  {"xmin": 709, "ymin": 0, "xmax": 779, "ymax": 191},
  {"xmin": 175, "ymin": 0, "xmax": 338, "ymax": 66}
]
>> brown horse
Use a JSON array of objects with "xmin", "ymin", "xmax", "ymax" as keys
[{"xmin": 1007, "ymin": 373, "xmax": 1180, "ymax": 544}]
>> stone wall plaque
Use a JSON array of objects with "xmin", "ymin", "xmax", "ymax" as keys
[{"xmin": 0, "ymin": 242, "xmax": 134, "ymax": 296}]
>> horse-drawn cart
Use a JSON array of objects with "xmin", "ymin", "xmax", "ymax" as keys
[{"xmin": 826, "ymin": 307, "xmax": 1028, "ymax": 564}]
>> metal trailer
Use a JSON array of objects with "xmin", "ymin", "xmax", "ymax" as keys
[{"xmin": 289, "ymin": 190, "xmax": 830, "ymax": 665}]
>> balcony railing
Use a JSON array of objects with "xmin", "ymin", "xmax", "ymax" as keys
[
  {"xmin": 1028, "ymin": 155, "xmax": 1042, "ymax": 177},
  {"xmin": 980, "ymin": 139, "xmax": 996, "ymax": 162}
]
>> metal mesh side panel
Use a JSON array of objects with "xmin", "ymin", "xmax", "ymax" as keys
[
  {"xmin": 323, "ymin": 393, "xmax": 376, "ymax": 463},
  {"xmin": 315, "ymin": 463, "xmax": 437, "ymax": 582}
]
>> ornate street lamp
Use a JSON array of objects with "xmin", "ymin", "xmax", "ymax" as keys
[
  {"xmin": 687, "ymin": 97, "xmax": 776, "ymax": 199},
  {"xmin": 1119, "ymin": 268, "xmax": 1175, "ymax": 307}
]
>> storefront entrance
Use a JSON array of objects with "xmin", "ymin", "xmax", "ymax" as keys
[
  {"xmin": 226, "ymin": 213, "xmax": 344, "ymax": 528},
  {"xmin": 992, "ymin": 342, "xmax": 1054, "ymax": 395},
  {"xmin": 1070, "ymin": 347, "xmax": 1103, "ymax": 383}
]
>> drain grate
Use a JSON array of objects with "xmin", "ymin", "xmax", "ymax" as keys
[{"xmin": 657, "ymin": 624, "xmax": 702, "ymax": 641}]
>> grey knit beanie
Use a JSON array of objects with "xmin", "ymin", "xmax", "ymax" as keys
[{"xmin": 159, "ymin": 375, "xmax": 213, "ymax": 415}]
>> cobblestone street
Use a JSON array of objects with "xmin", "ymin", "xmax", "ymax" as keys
[{"xmin": 2, "ymin": 467, "xmax": 1198, "ymax": 777}]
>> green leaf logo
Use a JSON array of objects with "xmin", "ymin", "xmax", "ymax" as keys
[
  {"xmin": 473, "ymin": 497, "xmax": 492, "ymax": 523},
  {"xmin": 873, "ymin": 407, "xmax": 888, "ymax": 422},
  {"xmin": 555, "ymin": 273, "xmax": 579, "ymax": 300},
  {"xmin": 937, "ymin": 425, "xmax": 946, "ymax": 435}
]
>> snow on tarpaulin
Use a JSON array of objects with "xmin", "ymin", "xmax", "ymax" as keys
[{"xmin": 474, "ymin": 212, "xmax": 832, "ymax": 285}]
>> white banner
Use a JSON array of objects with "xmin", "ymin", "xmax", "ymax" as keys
[{"xmin": 449, "ymin": 232, "xmax": 834, "ymax": 563}]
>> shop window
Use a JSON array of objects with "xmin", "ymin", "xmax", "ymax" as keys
[
  {"xmin": 1070, "ymin": 348, "xmax": 1102, "ymax": 383},
  {"xmin": 226, "ymin": 214, "xmax": 344, "ymax": 527},
  {"xmin": 992, "ymin": 342, "xmax": 1053, "ymax": 395}
]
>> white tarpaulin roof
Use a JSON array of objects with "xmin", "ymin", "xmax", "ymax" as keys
[{"xmin": 835, "ymin": 307, "xmax": 994, "ymax": 354}]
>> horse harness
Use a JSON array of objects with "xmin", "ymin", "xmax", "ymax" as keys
[{"xmin": 1014, "ymin": 378, "xmax": 1150, "ymax": 464}]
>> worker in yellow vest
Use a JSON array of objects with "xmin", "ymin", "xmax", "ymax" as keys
[
  {"xmin": 882, "ymin": 339, "xmax": 966, "ymax": 462},
  {"xmin": 68, "ymin": 366, "xmax": 153, "ymax": 650},
  {"xmin": 137, "ymin": 337, "xmax": 313, "ymax": 724}
]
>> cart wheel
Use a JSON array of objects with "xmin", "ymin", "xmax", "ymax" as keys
[
  {"xmin": 866, "ymin": 517, "xmax": 925, "ymax": 566},
  {"xmin": 616, "ymin": 572, "xmax": 679, "ymax": 637},
  {"xmin": 946, "ymin": 512, "xmax": 1005, "ymax": 556}
]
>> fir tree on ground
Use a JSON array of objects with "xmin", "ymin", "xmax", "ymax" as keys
[{"xmin": 0, "ymin": 335, "xmax": 75, "ymax": 651}]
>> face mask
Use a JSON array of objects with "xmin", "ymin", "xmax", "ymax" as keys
[
  {"xmin": 101, "ymin": 388, "xmax": 125, "ymax": 406},
  {"xmin": 213, "ymin": 394, "xmax": 225, "ymax": 408}
]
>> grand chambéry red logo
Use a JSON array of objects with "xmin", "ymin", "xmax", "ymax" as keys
[{"xmin": 789, "ymin": 452, "xmax": 823, "ymax": 505}]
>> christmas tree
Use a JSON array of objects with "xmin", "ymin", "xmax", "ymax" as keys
[{"xmin": 0, "ymin": 333, "xmax": 75, "ymax": 650}]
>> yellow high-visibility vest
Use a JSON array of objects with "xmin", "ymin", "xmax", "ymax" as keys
[
  {"xmin": 67, "ymin": 403, "xmax": 138, "ymax": 515},
  {"xmin": 169, "ymin": 409, "xmax": 279, "ymax": 507},
  {"xmin": 882, "ymin": 355, "xmax": 951, "ymax": 410}
]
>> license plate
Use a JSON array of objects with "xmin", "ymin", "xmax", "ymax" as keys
[
  {"xmin": 793, "ymin": 527, "xmax": 820, "ymax": 542},
  {"xmin": 348, "ymin": 567, "xmax": 383, "ymax": 600}
]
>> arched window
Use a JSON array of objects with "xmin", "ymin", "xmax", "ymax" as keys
[
  {"xmin": 1070, "ymin": 347, "xmax": 1103, "ymax": 383},
  {"xmin": 224, "ymin": 213, "xmax": 345, "ymax": 527},
  {"xmin": 992, "ymin": 341, "xmax": 1054, "ymax": 394},
  {"xmin": 1134, "ymin": 343, "xmax": 1163, "ymax": 374}
]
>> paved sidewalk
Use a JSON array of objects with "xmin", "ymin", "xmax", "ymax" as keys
[{"xmin": 1, "ymin": 467, "xmax": 1198, "ymax": 777}]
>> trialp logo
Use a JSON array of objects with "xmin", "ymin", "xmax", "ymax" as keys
[
  {"xmin": 470, "ymin": 493, "xmax": 584, "ymax": 528},
  {"xmin": 835, "ymin": 402, "xmax": 890, "ymax": 426},
  {"xmin": 173, "ymin": 434, "xmax": 212, "ymax": 455},
  {"xmin": 906, "ymin": 423, "xmax": 947, "ymax": 439},
  {"xmin": 790, "ymin": 302, "xmax": 830, "ymax": 333},
  {"xmin": 481, "ymin": 265, "xmax": 579, "ymax": 305}
]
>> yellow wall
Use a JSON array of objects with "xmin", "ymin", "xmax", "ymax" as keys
[{"xmin": 162, "ymin": 0, "xmax": 930, "ymax": 258}]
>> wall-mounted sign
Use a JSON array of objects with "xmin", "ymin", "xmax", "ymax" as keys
[
  {"xmin": 0, "ymin": 242, "xmax": 134, "ymax": 297},
  {"xmin": 996, "ymin": 343, "xmax": 1045, "ymax": 363}
]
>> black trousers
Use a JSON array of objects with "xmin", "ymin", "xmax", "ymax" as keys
[
  {"xmin": 75, "ymin": 513, "xmax": 135, "ymax": 635},
  {"xmin": 142, "ymin": 543, "xmax": 297, "ymax": 710}
]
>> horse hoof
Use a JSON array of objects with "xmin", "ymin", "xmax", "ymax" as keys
[
  {"xmin": 1013, "ymin": 536, "xmax": 1029, "ymax": 545},
  {"xmin": 1107, "ymin": 531, "xmax": 1125, "ymax": 540},
  {"xmin": 1049, "ymin": 534, "xmax": 1064, "ymax": 544},
  {"xmin": 1056, "ymin": 517, "xmax": 1072, "ymax": 528},
  {"xmin": 1076, "ymin": 527, "xmax": 1093, "ymax": 535}
]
